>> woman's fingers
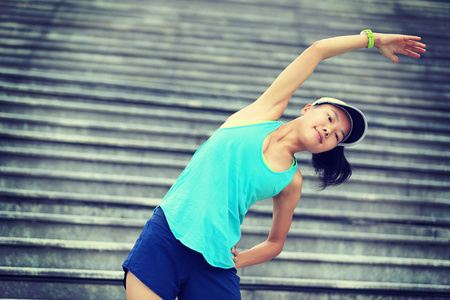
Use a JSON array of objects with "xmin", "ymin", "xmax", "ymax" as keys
[
  {"xmin": 407, "ymin": 35, "xmax": 422, "ymax": 41},
  {"xmin": 406, "ymin": 40, "xmax": 426, "ymax": 51},
  {"xmin": 402, "ymin": 44, "xmax": 426, "ymax": 58},
  {"xmin": 231, "ymin": 246, "xmax": 239, "ymax": 263},
  {"xmin": 378, "ymin": 35, "xmax": 426, "ymax": 63},
  {"xmin": 231, "ymin": 248, "xmax": 239, "ymax": 256},
  {"xmin": 403, "ymin": 49, "xmax": 421, "ymax": 58},
  {"xmin": 411, "ymin": 41, "xmax": 426, "ymax": 48}
]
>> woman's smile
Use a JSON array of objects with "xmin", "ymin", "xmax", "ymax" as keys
[{"xmin": 315, "ymin": 127, "xmax": 323, "ymax": 143}]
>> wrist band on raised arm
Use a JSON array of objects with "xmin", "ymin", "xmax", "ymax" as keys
[{"xmin": 360, "ymin": 29, "xmax": 374, "ymax": 48}]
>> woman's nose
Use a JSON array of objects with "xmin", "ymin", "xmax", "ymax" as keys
[{"xmin": 323, "ymin": 128, "xmax": 329, "ymax": 137}]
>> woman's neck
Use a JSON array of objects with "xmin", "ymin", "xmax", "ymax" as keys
[{"xmin": 272, "ymin": 119, "xmax": 307, "ymax": 156}]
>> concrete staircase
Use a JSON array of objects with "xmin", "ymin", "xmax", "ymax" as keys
[{"xmin": 1, "ymin": 0, "xmax": 449, "ymax": 299}]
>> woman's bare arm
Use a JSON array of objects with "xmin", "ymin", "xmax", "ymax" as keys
[
  {"xmin": 224, "ymin": 33, "xmax": 426, "ymax": 124},
  {"xmin": 232, "ymin": 171, "xmax": 303, "ymax": 268}
]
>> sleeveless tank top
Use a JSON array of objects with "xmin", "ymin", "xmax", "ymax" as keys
[{"xmin": 159, "ymin": 121, "xmax": 297, "ymax": 268}]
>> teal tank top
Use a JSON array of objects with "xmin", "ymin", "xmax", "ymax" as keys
[{"xmin": 159, "ymin": 121, "xmax": 297, "ymax": 268}]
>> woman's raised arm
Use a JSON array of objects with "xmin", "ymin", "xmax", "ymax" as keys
[{"xmin": 225, "ymin": 32, "xmax": 425, "ymax": 123}]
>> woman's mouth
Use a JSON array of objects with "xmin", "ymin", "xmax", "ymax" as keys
[{"xmin": 315, "ymin": 127, "xmax": 323, "ymax": 143}]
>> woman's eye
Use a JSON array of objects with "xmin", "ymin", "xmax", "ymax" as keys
[
  {"xmin": 328, "ymin": 115, "xmax": 332, "ymax": 122},
  {"xmin": 335, "ymin": 133, "xmax": 339, "ymax": 141}
]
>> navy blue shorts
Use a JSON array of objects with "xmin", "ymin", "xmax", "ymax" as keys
[{"xmin": 122, "ymin": 207, "xmax": 241, "ymax": 300}]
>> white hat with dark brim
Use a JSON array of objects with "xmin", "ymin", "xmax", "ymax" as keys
[{"xmin": 312, "ymin": 97, "xmax": 368, "ymax": 147}]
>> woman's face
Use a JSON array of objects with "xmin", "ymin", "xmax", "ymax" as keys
[{"xmin": 298, "ymin": 104, "xmax": 352, "ymax": 154}]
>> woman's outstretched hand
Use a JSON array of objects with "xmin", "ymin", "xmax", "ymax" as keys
[{"xmin": 375, "ymin": 33, "xmax": 426, "ymax": 63}]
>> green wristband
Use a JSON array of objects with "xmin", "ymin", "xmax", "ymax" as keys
[{"xmin": 360, "ymin": 29, "xmax": 374, "ymax": 48}]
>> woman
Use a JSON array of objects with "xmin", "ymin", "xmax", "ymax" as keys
[{"xmin": 123, "ymin": 30, "xmax": 426, "ymax": 299}]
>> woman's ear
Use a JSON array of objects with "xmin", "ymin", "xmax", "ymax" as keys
[{"xmin": 301, "ymin": 104, "xmax": 313, "ymax": 116}]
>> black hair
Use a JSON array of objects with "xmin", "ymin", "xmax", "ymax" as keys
[{"xmin": 311, "ymin": 146, "xmax": 352, "ymax": 190}]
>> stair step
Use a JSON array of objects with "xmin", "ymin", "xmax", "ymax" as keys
[
  {"xmin": 0, "ymin": 237, "xmax": 130, "ymax": 271},
  {"xmin": 242, "ymin": 251, "xmax": 450, "ymax": 285},
  {"xmin": 2, "ymin": 211, "xmax": 448, "ymax": 259},
  {"xmin": 1, "ymin": 68, "xmax": 449, "ymax": 119},
  {"xmin": 0, "ymin": 266, "xmax": 124, "ymax": 300},
  {"xmin": 2, "ymin": 196, "xmax": 450, "ymax": 231},
  {"xmin": 2, "ymin": 111, "xmax": 449, "ymax": 153},
  {"xmin": 1, "ymin": 237, "xmax": 449, "ymax": 284},
  {"xmin": 0, "ymin": 147, "xmax": 187, "ymax": 179},
  {"xmin": 0, "ymin": 112, "xmax": 212, "ymax": 144},
  {"xmin": 0, "ymin": 97, "xmax": 227, "ymax": 129},
  {"xmin": 2, "ymin": 163, "xmax": 447, "ymax": 198},
  {"xmin": 0, "ymin": 129, "xmax": 197, "ymax": 160},
  {"xmin": 2, "ymin": 96, "xmax": 449, "ymax": 135},
  {"xmin": 3, "ymin": 47, "xmax": 448, "ymax": 104},
  {"xmin": 1, "ymin": 147, "xmax": 448, "ymax": 185},
  {"xmin": 1, "ymin": 50, "xmax": 448, "ymax": 107},
  {"xmin": 4, "ymin": 208, "xmax": 448, "ymax": 236},
  {"xmin": 1, "ymin": 187, "xmax": 449, "ymax": 218},
  {"xmin": 0, "ymin": 187, "xmax": 159, "ymax": 210},
  {"xmin": 241, "ymin": 226, "xmax": 450, "ymax": 260},
  {"xmin": 1, "ymin": 125, "xmax": 448, "ymax": 164},
  {"xmin": 252, "ymin": 205, "xmax": 450, "ymax": 229},
  {"xmin": 2, "ymin": 266, "xmax": 449, "ymax": 299},
  {"xmin": 239, "ymin": 276, "xmax": 450, "ymax": 298},
  {"xmin": 1, "ymin": 49, "xmax": 448, "ymax": 113},
  {"xmin": 0, "ymin": 166, "xmax": 173, "ymax": 197}
]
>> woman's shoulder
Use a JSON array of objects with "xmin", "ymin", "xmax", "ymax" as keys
[
  {"xmin": 291, "ymin": 170, "xmax": 303, "ymax": 187},
  {"xmin": 219, "ymin": 119, "xmax": 279, "ymax": 130},
  {"xmin": 280, "ymin": 169, "xmax": 303, "ymax": 196}
]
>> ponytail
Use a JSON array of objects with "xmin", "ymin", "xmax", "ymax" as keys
[{"xmin": 311, "ymin": 146, "xmax": 352, "ymax": 190}]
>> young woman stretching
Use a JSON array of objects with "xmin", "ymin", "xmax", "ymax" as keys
[{"xmin": 122, "ymin": 30, "xmax": 426, "ymax": 299}]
